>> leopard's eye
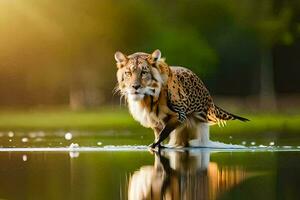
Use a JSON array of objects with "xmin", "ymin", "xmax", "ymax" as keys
[
  {"xmin": 141, "ymin": 70, "xmax": 148, "ymax": 76},
  {"xmin": 125, "ymin": 71, "xmax": 132, "ymax": 76}
]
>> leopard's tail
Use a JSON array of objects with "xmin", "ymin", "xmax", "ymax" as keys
[{"xmin": 214, "ymin": 105, "xmax": 249, "ymax": 122}]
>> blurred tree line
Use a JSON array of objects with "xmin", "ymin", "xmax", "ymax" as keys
[{"xmin": 0, "ymin": 0, "xmax": 299, "ymax": 110}]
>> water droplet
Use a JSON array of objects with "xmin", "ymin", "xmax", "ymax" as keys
[
  {"xmin": 64, "ymin": 132, "xmax": 73, "ymax": 140},
  {"xmin": 8, "ymin": 131, "xmax": 14, "ymax": 137},
  {"xmin": 97, "ymin": 142, "xmax": 102, "ymax": 146},
  {"xmin": 22, "ymin": 155, "xmax": 27, "ymax": 161},
  {"xmin": 269, "ymin": 141, "xmax": 275, "ymax": 146},
  {"xmin": 241, "ymin": 141, "xmax": 246, "ymax": 145},
  {"xmin": 251, "ymin": 142, "xmax": 256, "ymax": 145},
  {"xmin": 21, "ymin": 137, "xmax": 29, "ymax": 143}
]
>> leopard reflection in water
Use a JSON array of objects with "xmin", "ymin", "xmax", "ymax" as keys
[{"xmin": 128, "ymin": 150, "xmax": 253, "ymax": 200}]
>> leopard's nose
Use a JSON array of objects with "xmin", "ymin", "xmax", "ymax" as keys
[{"xmin": 132, "ymin": 84, "xmax": 141, "ymax": 90}]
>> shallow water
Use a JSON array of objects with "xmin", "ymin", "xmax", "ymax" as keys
[
  {"xmin": 1, "ymin": 130, "xmax": 300, "ymax": 148},
  {"xmin": 1, "ymin": 148, "xmax": 300, "ymax": 200},
  {"xmin": 1, "ymin": 131, "xmax": 300, "ymax": 200}
]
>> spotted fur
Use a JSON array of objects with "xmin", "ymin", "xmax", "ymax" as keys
[{"xmin": 167, "ymin": 66, "xmax": 249, "ymax": 126}]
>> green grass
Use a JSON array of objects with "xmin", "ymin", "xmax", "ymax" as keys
[
  {"xmin": 0, "ymin": 108, "xmax": 299, "ymax": 134},
  {"xmin": 0, "ymin": 108, "xmax": 139, "ymax": 131}
]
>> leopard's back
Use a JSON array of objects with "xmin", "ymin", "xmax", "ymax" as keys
[{"xmin": 167, "ymin": 66, "xmax": 214, "ymax": 122}]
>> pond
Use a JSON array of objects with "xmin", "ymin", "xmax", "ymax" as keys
[{"xmin": 0, "ymin": 131, "xmax": 300, "ymax": 200}]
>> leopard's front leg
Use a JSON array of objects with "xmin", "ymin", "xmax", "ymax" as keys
[
  {"xmin": 149, "ymin": 124, "xmax": 163, "ymax": 149},
  {"xmin": 149, "ymin": 117, "xmax": 181, "ymax": 149}
]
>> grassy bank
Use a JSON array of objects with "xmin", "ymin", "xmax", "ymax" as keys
[{"xmin": 0, "ymin": 108, "xmax": 299, "ymax": 134}]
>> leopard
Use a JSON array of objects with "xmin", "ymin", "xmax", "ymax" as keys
[{"xmin": 114, "ymin": 49, "xmax": 249, "ymax": 149}]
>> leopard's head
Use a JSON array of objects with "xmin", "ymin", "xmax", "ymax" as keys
[{"xmin": 114, "ymin": 50, "xmax": 170, "ymax": 101}]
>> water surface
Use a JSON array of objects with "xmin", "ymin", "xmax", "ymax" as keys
[{"xmin": 0, "ymin": 131, "xmax": 300, "ymax": 200}]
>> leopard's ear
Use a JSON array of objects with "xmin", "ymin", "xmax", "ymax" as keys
[
  {"xmin": 149, "ymin": 49, "xmax": 170, "ymax": 85},
  {"xmin": 114, "ymin": 51, "xmax": 127, "ymax": 68},
  {"xmin": 150, "ymin": 49, "xmax": 161, "ymax": 62}
]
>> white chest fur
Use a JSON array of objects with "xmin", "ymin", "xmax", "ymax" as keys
[{"xmin": 128, "ymin": 99, "xmax": 154, "ymax": 128}]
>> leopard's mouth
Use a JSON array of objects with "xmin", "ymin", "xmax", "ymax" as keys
[
  {"xmin": 128, "ymin": 93, "xmax": 144, "ymax": 101},
  {"xmin": 126, "ymin": 88, "xmax": 146, "ymax": 101},
  {"xmin": 127, "ymin": 88, "xmax": 144, "ymax": 95},
  {"xmin": 128, "ymin": 91, "xmax": 142, "ymax": 95}
]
